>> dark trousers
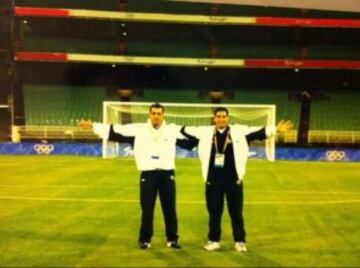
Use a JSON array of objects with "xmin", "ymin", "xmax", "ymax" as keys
[
  {"xmin": 138, "ymin": 170, "xmax": 178, "ymax": 243},
  {"xmin": 206, "ymin": 179, "xmax": 246, "ymax": 242}
]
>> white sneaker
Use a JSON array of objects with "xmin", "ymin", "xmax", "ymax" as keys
[
  {"xmin": 234, "ymin": 242, "xmax": 247, "ymax": 252},
  {"xmin": 204, "ymin": 241, "xmax": 221, "ymax": 251},
  {"xmin": 138, "ymin": 241, "xmax": 151, "ymax": 249}
]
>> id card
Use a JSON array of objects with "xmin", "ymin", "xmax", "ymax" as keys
[{"xmin": 214, "ymin": 153, "xmax": 225, "ymax": 168}]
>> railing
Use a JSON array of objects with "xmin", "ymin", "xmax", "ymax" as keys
[
  {"xmin": 278, "ymin": 130, "xmax": 360, "ymax": 144},
  {"xmin": 12, "ymin": 126, "xmax": 360, "ymax": 144},
  {"xmin": 13, "ymin": 125, "xmax": 97, "ymax": 141},
  {"xmin": 308, "ymin": 130, "xmax": 360, "ymax": 144}
]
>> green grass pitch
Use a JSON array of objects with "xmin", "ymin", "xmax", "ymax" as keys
[{"xmin": 0, "ymin": 155, "xmax": 359, "ymax": 267}]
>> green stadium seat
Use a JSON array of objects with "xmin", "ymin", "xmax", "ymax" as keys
[
  {"xmin": 227, "ymin": 89, "xmax": 300, "ymax": 128},
  {"xmin": 133, "ymin": 88, "xmax": 206, "ymax": 103},
  {"xmin": 23, "ymin": 85, "xmax": 108, "ymax": 125},
  {"xmin": 309, "ymin": 45, "xmax": 360, "ymax": 60},
  {"xmin": 127, "ymin": 42, "xmax": 209, "ymax": 58},
  {"xmin": 23, "ymin": 85, "xmax": 359, "ymax": 131},
  {"xmin": 310, "ymin": 91, "xmax": 360, "ymax": 131},
  {"xmin": 218, "ymin": 44, "xmax": 299, "ymax": 59},
  {"xmin": 24, "ymin": 37, "xmax": 119, "ymax": 54}
]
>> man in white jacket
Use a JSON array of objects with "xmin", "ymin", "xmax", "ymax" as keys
[
  {"xmin": 183, "ymin": 107, "xmax": 292, "ymax": 252},
  {"xmin": 79, "ymin": 103, "xmax": 197, "ymax": 250}
]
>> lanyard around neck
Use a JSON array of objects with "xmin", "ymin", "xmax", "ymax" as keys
[{"xmin": 213, "ymin": 128, "xmax": 231, "ymax": 154}]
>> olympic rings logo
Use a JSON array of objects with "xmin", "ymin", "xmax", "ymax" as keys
[
  {"xmin": 34, "ymin": 144, "xmax": 54, "ymax": 155},
  {"xmin": 325, "ymin": 150, "xmax": 345, "ymax": 161}
]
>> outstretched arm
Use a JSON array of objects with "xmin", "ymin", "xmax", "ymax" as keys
[
  {"xmin": 176, "ymin": 126, "xmax": 199, "ymax": 150},
  {"xmin": 245, "ymin": 120, "xmax": 293, "ymax": 143},
  {"xmin": 78, "ymin": 119, "xmax": 137, "ymax": 142},
  {"xmin": 79, "ymin": 119, "xmax": 110, "ymax": 139},
  {"xmin": 108, "ymin": 125, "xmax": 135, "ymax": 145}
]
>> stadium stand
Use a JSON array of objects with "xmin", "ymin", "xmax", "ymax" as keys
[
  {"xmin": 310, "ymin": 91, "xmax": 360, "ymax": 131},
  {"xmin": 23, "ymin": 85, "xmax": 107, "ymax": 125},
  {"xmin": 23, "ymin": 86, "xmax": 206, "ymax": 125},
  {"xmin": 5, "ymin": 0, "xmax": 359, "ymax": 144},
  {"xmin": 24, "ymin": 36, "xmax": 119, "ymax": 54},
  {"xmin": 23, "ymin": 83, "xmax": 360, "ymax": 133},
  {"xmin": 23, "ymin": 85, "xmax": 294, "ymax": 128}
]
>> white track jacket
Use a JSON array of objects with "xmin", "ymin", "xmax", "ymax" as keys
[
  {"xmin": 93, "ymin": 121, "xmax": 184, "ymax": 171},
  {"xmin": 184, "ymin": 125, "xmax": 276, "ymax": 182}
]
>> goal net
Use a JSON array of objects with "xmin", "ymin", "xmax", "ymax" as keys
[{"xmin": 102, "ymin": 101, "xmax": 276, "ymax": 161}]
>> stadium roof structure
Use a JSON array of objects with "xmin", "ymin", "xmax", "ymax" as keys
[
  {"xmin": 170, "ymin": 0, "xmax": 360, "ymax": 13},
  {"xmin": 14, "ymin": 6, "xmax": 360, "ymax": 27},
  {"xmin": 14, "ymin": 52, "xmax": 360, "ymax": 70},
  {"xmin": 12, "ymin": 6, "xmax": 360, "ymax": 70}
]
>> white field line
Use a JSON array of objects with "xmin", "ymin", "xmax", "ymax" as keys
[
  {"xmin": 0, "ymin": 195, "xmax": 360, "ymax": 205},
  {"xmin": 246, "ymin": 189, "xmax": 360, "ymax": 195},
  {"xmin": 0, "ymin": 184, "xmax": 359, "ymax": 196},
  {"xmin": 0, "ymin": 184, "xmax": 133, "ymax": 189}
]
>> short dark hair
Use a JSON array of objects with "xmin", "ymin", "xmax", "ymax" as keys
[
  {"xmin": 213, "ymin": 107, "xmax": 229, "ymax": 116},
  {"xmin": 149, "ymin": 103, "xmax": 165, "ymax": 113}
]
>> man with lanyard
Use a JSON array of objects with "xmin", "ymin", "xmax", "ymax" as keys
[
  {"xmin": 183, "ymin": 107, "xmax": 292, "ymax": 252},
  {"xmin": 79, "ymin": 103, "xmax": 197, "ymax": 249}
]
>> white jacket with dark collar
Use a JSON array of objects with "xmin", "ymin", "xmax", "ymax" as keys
[{"xmin": 184, "ymin": 125, "xmax": 276, "ymax": 182}]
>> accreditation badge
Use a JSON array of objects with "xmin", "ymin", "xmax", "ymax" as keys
[{"xmin": 214, "ymin": 153, "xmax": 225, "ymax": 168}]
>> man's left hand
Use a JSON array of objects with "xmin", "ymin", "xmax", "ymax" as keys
[{"xmin": 276, "ymin": 120, "xmax": 293, "ymax": 133}]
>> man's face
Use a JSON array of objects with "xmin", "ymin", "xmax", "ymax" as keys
[
  {"xmin": 214, "ymin": 111, "xmax": 229, "ymax": 129},
  {"xmin": 149, "ymin": 107, "xmax": 164, "ymax": 128}
]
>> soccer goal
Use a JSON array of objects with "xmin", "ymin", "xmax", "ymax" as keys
[{"xmin": 102, "ymin": 101, "xmax": 276, "ymax": 161}]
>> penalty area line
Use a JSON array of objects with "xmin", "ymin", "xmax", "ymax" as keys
[{"xmin": 0, "ymin": 185, "xmax": 359, "ymax": 197}]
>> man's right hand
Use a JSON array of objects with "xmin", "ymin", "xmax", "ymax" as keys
[{"xmin": 78, "ymin": 119, "xmax": 93, "ymax": 129}]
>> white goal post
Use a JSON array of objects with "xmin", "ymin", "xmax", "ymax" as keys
[{"xmin": 102, "ymin": 101, "xmax": 276, "ymax": 161}]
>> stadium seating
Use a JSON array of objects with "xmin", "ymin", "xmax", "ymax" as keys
[
  {"xmin": 310, "ymin": 91, "xmax": 360, "ymax": 131},
  {"xmin": 227, "ymin": 90, "xmax": 300, "ymax": 128},
  {"xmin": 217, "ymin": 44, "xmax": 299, "ymax": 59},
  {"xmin": 127, "ymin": 42, "xmax": 209, "ymax": 58},
  {"xmin": 23, "ymin": 85, "xmax": 107, "ymax": 125},
  {"xmin": 133, "ymin": 88, "xmax": 204, "ymax": 103},
  {"xmin": 23, "ymin": 85, "xmax": 297, "ymax": 127},
  {"xmin": 24, "ymin": 37, "xmax": 119, "ymax": 54},
  {"xmin": 309, "ymin": 45, "xmax": 360, "ymax": 60},
  {"xmin": 17, "ymin": 1, "xmax": 360, "ymax": 135},
  {"xmin": 23, "ymin": 85, "xmax": 206, "ymax": 125},
  {"xmin": 23, "ymin": 36, "xmax": 359, "ymax": 62},
  {"xmin": 24, "ymin": 84, "xmax": 360, "ymax": 131},
  {"xmin": 23, "ymin": 35, "xmax": 360, "ymax": 61}
]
